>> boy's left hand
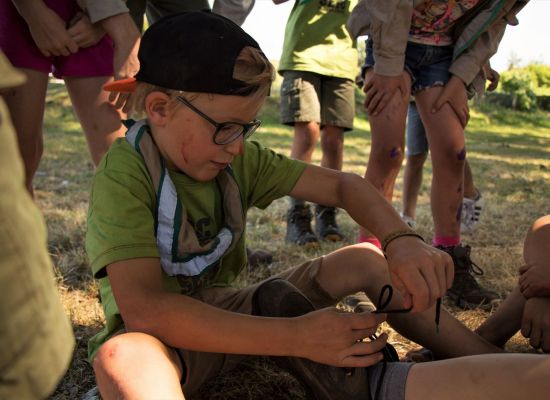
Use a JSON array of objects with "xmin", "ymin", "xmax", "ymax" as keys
[{"xmin": 384, "ymin": 236, "xmax": 454, "ymax": 312}]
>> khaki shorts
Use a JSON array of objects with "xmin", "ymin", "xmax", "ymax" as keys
[
  {"xmin": 280, "ymin": 70, "xmax": 355, "ymax": 131},
  {"xmin": 179, "ymin": 257, "xmax": 412, "ymax": 400},
  {"xmin": 179, "ymin": 256, "xmax": 336, "ymax": 396}
]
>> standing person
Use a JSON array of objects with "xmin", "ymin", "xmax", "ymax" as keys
[
  {"xmin": 87, "ymin": 13, "xmax": 550, "ymax": 400},
  {"xmin": 401, "ymin": 104, "xmax": 483, "ymax": 232},
  {"xmin": 0, "ymin": 0, "xmax": 140, "ymax": 195},
  {"xmin": 401, "ymin": 65, "xmax": 499, "ymax": 231},
  {"xmin": 276, "ymin": 0, "xmax": 358, "ymax": 246},
  {"xmin": 347, "ymin": 0, "xmax": 529, "ymax": 309},
  {"xmin": 0, "ymin": 51, "xmax": 74, "ymax": 400}
]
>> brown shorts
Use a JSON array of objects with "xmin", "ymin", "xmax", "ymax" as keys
[
  {"xmin": 179, "ymin": 256, "xmax": 337, "ymax": 395},
  {"xmin": 280, "ymin": 70, "xmax": 355, "ymax": 131}
]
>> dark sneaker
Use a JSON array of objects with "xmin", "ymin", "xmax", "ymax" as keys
[
  {"xmin": 286, "ymin": 204, "xmax": 319, "ymax": 247},
  {"xmin": 246, "ymin": 247, "xmax": 273, "ymax": 268},
  {"xmin": 439, "ymin": 244, "xmax": 500, "ymax": 310},
  {"xmin": 315, "ymin": 205, "xmax": 344, "ymax": 242},
  {"xmin": 252, "ymin": 279, "xmax": 371, "ymax": 400}
]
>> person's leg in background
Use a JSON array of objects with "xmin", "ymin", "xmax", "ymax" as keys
[
  {"xmin": 2, "ymin": 69, "xmax": 48, "ymax": 195},
  {"xmin": 415, "ymin": 84, "xmax": 498, "ymax": 310},
  {"xmin": 401, "ymin": 101, "xmax": 428, "ymax": 229},
  {"xmin": 358, "ymin": 68, "xmax": 411, "ymax": 248},
  {"xmin": 314, "ymin": 76, "xmax": 355, "ymax": 242},
  {"xmin": 65, "ymin": 76, "xmax": 126, "ymax": 165},
  {"xmin": 281, "ymin": 71, "xmax": 321, "ymax": 246}
]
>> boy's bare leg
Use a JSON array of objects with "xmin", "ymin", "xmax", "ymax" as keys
[
  {"xmin": 2, "ymin": 68, "xmax": 49, "ymax": 195},
  {"xmin": 316, "ymin": 244, "xmax": 501, "ymax": 358},
  {"xmin": 93, "ymin": 332, "xmax": 184, "ymax": 400},
  {"xmin": 65, "ymin": 76, "xmax": 126, "ymax": 166},
  {"xmin": 475, "ymin": 286, "xmax": 525, "ymax": 347},
  {"xmin": 406, "ymin": 354, "xmax": 550, "ymax": 400},
  {"xmin": 414, "ymin": 87, "xmax": 464, "ymax": 238}
]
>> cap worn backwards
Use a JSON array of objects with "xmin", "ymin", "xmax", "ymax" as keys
[{"xmin": 105, "ymin": 11, "xmax": 267, "ymax": 96}]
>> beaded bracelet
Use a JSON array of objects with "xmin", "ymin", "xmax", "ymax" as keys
[{"xmin": 381, "ymin": 230, "xmax": 424, "ymax": 253}]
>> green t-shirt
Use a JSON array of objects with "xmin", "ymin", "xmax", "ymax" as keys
[
  {"xmin": 86, "ymin": 137, "xmax": 306, "ymax": 359},
  {"xmin": 278, "ymin": 0, "xmax": 358, "ymax": 81}
]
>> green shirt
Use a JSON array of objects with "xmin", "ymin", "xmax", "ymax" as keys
[
  {"xmin": 86, "ymin": 137, "xmax": 306, "ymax": 359},
  {"xmin": 278, "ymin": 0, "xmax": 358, "ymax": 81}
]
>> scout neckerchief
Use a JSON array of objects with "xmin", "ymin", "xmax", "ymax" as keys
[{"xmin": 125, "ymin": 119, "xmax": 244, "ymax": 282}]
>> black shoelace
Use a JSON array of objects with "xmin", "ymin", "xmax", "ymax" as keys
[{"xmin": 368, "ymin": 284, "xmax": 441, "ymax": 400}]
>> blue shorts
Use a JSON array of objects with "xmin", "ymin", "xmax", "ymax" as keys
[
  {"xmin": 363, "ymin": 39, "xmax": 453, "ymax": 95},
  {"xmin": 406, "ymin": 101, "xmax": 428, "ymax": 156}
]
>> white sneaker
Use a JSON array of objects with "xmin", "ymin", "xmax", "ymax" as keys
[
  {"xmin": 461, "ymin": 189, "xmax": 484, "ymax": 233},
  {"xmin": 400, "ymin": 212, "xmax": 417, "ymax": 229}
]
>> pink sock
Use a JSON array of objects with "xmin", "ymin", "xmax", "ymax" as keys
[
  {"xmin": 432, "ymin": 236, "xmax": 460, "ymax": 248},
  {"xmin": 357, "ymin": 233, "xmax": 381, "ymax": 249}
]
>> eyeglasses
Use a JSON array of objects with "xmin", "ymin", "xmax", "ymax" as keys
[{"xmin": 177, "ymin": 96, "xmax": 262, "ymax": 145}]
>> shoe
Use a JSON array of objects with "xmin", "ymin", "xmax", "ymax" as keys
[
  {"xmin": 251, "ymin": 279, "xmax": 371, "ymax": 400},
  {"xmin": 439, "ymin": 244, "xmax": 499, "ymax": 310},
  {"xmin": 246, "ymin": 247, "xmax": 273, "ymax": 268},
  {"xmin": 315, "ymin": 205, "xmax": 344, "ymax": 242},
  {"xmin": 399, "ymin": 212, "xmax": 416, "ymax": 229},
  {"xmin": 461, "ymin": 189, "xmax": 484, "ymax": 233},
  {"xmin": 286, "ymin": 204, "xmax": 319, "ymax": 247},
  {"xmin": 342, "ymin": 292, "xmax": 376, "ymax": 313}
]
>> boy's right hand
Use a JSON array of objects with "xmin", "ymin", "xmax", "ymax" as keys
[{"xmin": 293, "ymin": 308, "xmax": 388, "ymax": 367}]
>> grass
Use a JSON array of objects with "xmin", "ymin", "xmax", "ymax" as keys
[{"xmin": 40, "ymin": 78, "xmax": 550, "ymax": 399}]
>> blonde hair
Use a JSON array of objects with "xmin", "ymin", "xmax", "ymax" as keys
[{"xmin": 129, "ymin": 46, "xmax": 275, "ymax": 116}]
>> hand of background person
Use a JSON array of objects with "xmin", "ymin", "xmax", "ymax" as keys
[
  {"xmin": 486, "ymin": 67, "xmax": 500, "ymax": 92},
  {"xmin": 519, "ymin": 262, "xmax": 550, "ymax": 298},
  {"xmin": 384, "ymin": 236, "xmax": 454, "ymax": 312},
  {"xmin": 363, "ymin": 73, "xmax": 408, "ymax": 116},
  {"xmin": 432, "ymin": 75, "xmax": 469, "ymax": 128},
  {"xmin": 521, "ymin": 296, "xmax": 550, "ymax": 352},
  {"xmin": 17, "ymin": 2, "xmax": 78, "ymax": 57},
  {"xmin": 68, "ymin": 12, "xmax": 105, "ymax": 48},
  {"xmin": 293, "ymin": 308, "xmax": 388, "ymax": 367},
  {"xmin": 97, "ymin": 13, "xmax": 141, "ymax": 113}
]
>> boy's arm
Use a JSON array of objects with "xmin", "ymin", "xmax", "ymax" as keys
[
  {"xmin": 289, "ymin": 165, "xmax": 454, "ymax": 313},
  {"xmin": 107, "ymin": 257, "xmax": 388, "ymax": 367}
]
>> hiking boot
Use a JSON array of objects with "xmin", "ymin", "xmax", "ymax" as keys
[
  {"xmin": 461, "ymin": 189, "xmax": 484, "ymax": 233},
  {"xmin": 286, "ymin": 204, "xmax": 319, "ymax": 247},
  {"xmin": 314, "ymin": 205, "xmax": 344, "ymax": 242},
  {"xmin": 251, "ymin": 279, "xmax": 371, "ymax": 400},
  {"xmin": 439, "ymin": 244, "xmax": 500, "ymax": 310}
]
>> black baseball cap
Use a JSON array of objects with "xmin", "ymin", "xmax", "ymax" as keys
[{"xmin": 104, "ymin": 11, "xmax": 268, "ymax": 96}]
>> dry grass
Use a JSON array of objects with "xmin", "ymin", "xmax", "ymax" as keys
[{"xmin": 39, "ymin": 81, "xmax": 550, "ymax": 399}]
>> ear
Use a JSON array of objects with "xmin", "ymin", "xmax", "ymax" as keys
[{"xmin": 145, "ymin": 92, "xmax": 172, "ymax": 126}]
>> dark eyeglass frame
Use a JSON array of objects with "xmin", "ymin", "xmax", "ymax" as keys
[{"xmin": 177, "ymin": 96, "xmax": 262, "ymax": 145}]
